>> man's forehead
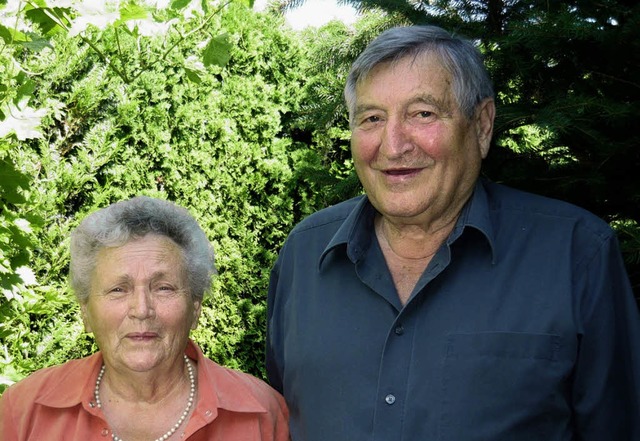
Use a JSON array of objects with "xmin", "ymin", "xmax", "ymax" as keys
[{"xmin": 354, "ymin": 55, "xmax": 456, "ymax": 109}]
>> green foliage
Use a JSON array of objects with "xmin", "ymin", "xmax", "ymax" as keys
[
  {"xmin": 0, "ymin": 0, "xmax": 48, "ymax": 392},
  {"xmin": 288, "ymin": 0, "xmax": 640, "ymax": 300},
  {"xmin": 3, "ymin": 0, "xmax": 638, "ymax": 393},
  {"xmin": 0, "ymin": 0, "xmax": 309, "ymax": 387}
]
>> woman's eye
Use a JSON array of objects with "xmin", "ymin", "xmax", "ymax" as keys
[
  {"xmin": 154, "ymin": 285, "xmax": 179, "ymax": 296},
  {"xmin": 103, "ymin": 287, "xmax": 128, "ymax": 299}
]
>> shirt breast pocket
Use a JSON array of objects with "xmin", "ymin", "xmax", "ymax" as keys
[{"xmin": 438, "ymin": 332, "xmax": 573, "ymax": 441}]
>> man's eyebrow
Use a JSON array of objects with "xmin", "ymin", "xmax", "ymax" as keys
[
  {"xmin": 354, "ymin": 94, "xmax": 454, "ymax": 118},
  {"xmin": 354, "ymin": 103, "xmax": 380, "ymax": 117},
  {"xmin": 410, "ymin": 94, "xmax": 453, "ymax": 116}
]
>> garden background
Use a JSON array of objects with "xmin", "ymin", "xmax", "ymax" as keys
[{"xmin": 1, "ymin": 0, "xmax": 638, "ymax": 389}]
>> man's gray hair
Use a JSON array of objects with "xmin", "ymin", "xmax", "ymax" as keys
[{"xmin": 344, "ymin": 25, "xmax": 494, "ymax": 126}]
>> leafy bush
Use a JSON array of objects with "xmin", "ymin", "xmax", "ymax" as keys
[{"xmin": 0, "ymin": 0, "xmax": 316, "ymax": 388}]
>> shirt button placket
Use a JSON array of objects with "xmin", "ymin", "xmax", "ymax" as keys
[{"xmin": 373, "ymin": 317, "xmax": 413, "ymax": 440}]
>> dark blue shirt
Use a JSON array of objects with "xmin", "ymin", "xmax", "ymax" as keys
[{"xmin": 266, "ymin": 179, "xmax": 640, "ymax": 441}]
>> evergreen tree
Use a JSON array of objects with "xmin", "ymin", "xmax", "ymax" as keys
[{"xmin": 283, "ymin": 0, "xmax": 640, "ymax": 299}]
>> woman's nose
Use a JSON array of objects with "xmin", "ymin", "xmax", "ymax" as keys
[{"xmin": 128, "ymin": 287, "xmax": 155, "ymax": 319}]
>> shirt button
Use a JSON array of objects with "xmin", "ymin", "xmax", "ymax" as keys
[
  {"xmin": 101, "ymin": 428, "xmax": 109, "ymax": 436},
  {"xmin": 394, "ymin": 325, "xmax": 404, "ymax": 335},
  {"xmin": 385, "ymin": 394, "xmax": 396, "ymax": 405}
]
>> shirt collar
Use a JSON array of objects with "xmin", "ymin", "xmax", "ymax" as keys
[
  {"xmin": 451, "ymin": 178, "xmax": 497, "ymax": 263},
  {"xmin": 318, "ymin": 179, "xmax": 497, "ymax": 269},
  {"xmin": 35, "ymin": 351, "xmax": 103, "ymax": 408},
  {"xmin": 319, "ymin": 195, "xmax": 373, "ymax": 269},
  {"xmin": 35, "ymin": 340, "xmax": 267, "ymax": 416},
  {"xmin": 186, "ymin": 340, "xmax": 268, "ymax": 417}
]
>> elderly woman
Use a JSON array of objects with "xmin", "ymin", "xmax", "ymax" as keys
[{"xmin": 0, "ymin": 196, "xmax": 289, "ymax": 441}]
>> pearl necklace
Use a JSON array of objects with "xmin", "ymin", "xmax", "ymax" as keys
[{"xmin": 94, "ymin": 354, "xmax": 196, "ymax": 441}]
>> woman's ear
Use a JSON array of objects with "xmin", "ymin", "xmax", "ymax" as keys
[
  {"xmin": 80, "ymin": 303, "xmax": 93, "ymax": 333},
  {"xmin": 191, "ymin": 300, "xmax": 202, "ymax": 330}
]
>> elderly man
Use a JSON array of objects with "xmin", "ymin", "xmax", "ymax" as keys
[{"xmin": 266, "ymin": 25, "xmax": 640, "ymax": 441}]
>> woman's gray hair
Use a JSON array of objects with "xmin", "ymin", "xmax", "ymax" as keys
[
  {"xmin": 69, "ymin": 196, "xmax": 216, "ymax": 303},
  {"xmin": 344, "ymin": 25, "xmax": 494, "ymax": 126}
]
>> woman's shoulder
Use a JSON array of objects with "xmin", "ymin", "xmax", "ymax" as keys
[
  {"xmin": 1, "ymin": 355, "xmax": 97, "ymax": 405},
  {"xmin": 200, "ymin": 358, "xmax": 287, "ymax": 412},
  {"xmin": 203, "ymin": 358, "xmax": 282, "ymax": 396}
]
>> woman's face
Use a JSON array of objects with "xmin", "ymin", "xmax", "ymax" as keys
[{"xmin": 81, "ymin": 234, "xmax": 201, "ymax": 373}]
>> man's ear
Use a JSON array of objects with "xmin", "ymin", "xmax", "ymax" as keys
[{"xmin": 475, "ymin": 98, "xmax": 495, "ymax": 159}]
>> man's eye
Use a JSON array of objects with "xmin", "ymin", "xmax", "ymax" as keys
[
  {"xmin": 418, "ymin": 111, "xmax": 434, "ymax": 118},
  {"xmin": 358, "ymin": 115, "xmax": 382, "ymax": 127}
]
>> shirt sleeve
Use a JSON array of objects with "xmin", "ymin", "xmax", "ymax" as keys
[
  {"xmin": 0, "ymin": 386, "xmax": 20, "ymax": 441},
  {"xmin": 572, "ymin": 233, "xmax": 640, "ymax": 440},
  {"xmin": 243, "ymin": 369, "xmax": 290, "ymax": 441},
  {"xmin": 265, "ymin": 392, "xmax": 290, "ymax": 441},
  {"xmin": 265, "ymin": 256, "xmax": 284, "ymax": 394}
]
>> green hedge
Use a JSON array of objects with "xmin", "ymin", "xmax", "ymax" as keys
[{"xmin": 0, "ymin": 0, "xmax": 325, "ymax": 387}]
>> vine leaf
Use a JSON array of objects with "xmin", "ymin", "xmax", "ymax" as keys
[{"xmin": 203, "ymin": 33, "xmax": 232, "ymax": 67}]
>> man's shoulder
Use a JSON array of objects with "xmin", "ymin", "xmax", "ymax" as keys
[
  {"xmin": 484, "ymin": 180, "xmax": 612, "ymax": 234},
  {"xmin": 289, "ymin": 195, "xmax": 365, "ymax": 237}
]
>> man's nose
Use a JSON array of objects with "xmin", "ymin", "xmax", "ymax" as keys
[{"xmin": 380, "ymin": 117, "xmax": 414, "ymax": 158}]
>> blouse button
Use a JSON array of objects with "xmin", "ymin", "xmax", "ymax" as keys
[{"xmin": 385, "ymin": 394, "xmax": 396, "ymax": 405}]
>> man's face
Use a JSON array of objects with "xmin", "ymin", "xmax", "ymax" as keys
[{"xmin": 350, "ymin": 52, "xmax": 494, "ymax": 227}]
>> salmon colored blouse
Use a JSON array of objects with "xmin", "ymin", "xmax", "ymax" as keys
[{"xmin": 0, "ymin": 340, "xmax": 289, "ymax": 441}]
